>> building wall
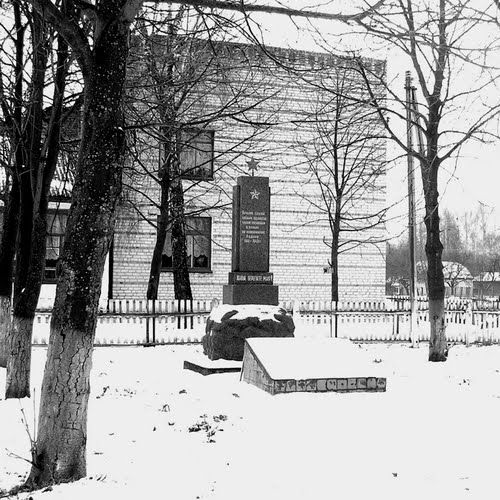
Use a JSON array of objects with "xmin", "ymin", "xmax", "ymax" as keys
[{"xmin": 112, "ymin": 42, "xmax": 387, "ymax": 302}]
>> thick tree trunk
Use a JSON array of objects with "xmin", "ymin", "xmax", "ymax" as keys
[
  {"xmin": 423, "ymin": 162, "xmax": 447, "ymax": 362},
  {"xmin": 428, "ymin": 296, "xmax": 447, "ymax": 359},
  {"xmin": 5, "ymin": 316, "xmax": 34, "ymax": 398},
  {"xmin": 0, "ymin": 297, "xmax": 11, "ymax": 368},
  {"xmin": 5, "ymin": 212, "xmax": 48, "ymax": 398},
  {"xmin": 26, "ymin": 12, "xmax": 128, "ymax": 488},
  {"xmin": 5, "ymin": 8, "xmax": 55, "ymax": 398},
  {"xmin": 0, "ymin": 179, "xmax": 20, "ymax": 368},
  {"xmin": 0, "ymin": 2, "xmax": 23, "ymax": 368}
]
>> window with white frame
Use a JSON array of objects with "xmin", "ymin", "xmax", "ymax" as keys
[
  {"xmin": 178, "ymin": 128, "xmax": 214, "ymax": 180},
  {"xmin": 161, "ymin": 216, "xmax": 211, "ymax": 272},
  {"xmin": 44, "ymin": 211, "xmax": 68, "ymax": 282}
]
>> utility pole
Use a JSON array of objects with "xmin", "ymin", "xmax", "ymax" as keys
[{"xmin": 405, "ymin": 71, "xmax": 418, "ymax": 347}]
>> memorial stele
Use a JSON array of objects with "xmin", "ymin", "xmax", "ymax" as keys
[{"xmin": 223, "ymin": 161, "xmax": 279, "ymax": 305}]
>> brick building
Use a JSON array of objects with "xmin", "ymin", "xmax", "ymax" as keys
[
  {"xmin": 111, "ymin": 40, "xmax": 387, "ymax": 303},
  {"xmin": 1, "ymin": 40, "xmax": 387, "ymax": 305}
]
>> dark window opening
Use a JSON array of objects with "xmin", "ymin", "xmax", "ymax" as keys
[{"xmin": 161, "ymin": 216, "xmax": 211, "ymax": 272}]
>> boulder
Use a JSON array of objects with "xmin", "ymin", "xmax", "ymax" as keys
[{"xmin": 202, "ymin": 304, "xmax": 295, "ymax": 361}]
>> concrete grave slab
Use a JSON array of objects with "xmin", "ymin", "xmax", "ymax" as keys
[
  {"xmin": 184, "ymin": 352, "xmax": 242, "ymax": 376},
  {"xmin": 241, "ymin": 337, "xmax": 387, "ymax": 395}
]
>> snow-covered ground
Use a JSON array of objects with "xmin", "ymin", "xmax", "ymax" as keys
[{"xmin": 1, "ymin": 341, "xmax": 500, "ymax": 499}]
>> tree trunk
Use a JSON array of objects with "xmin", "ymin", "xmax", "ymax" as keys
[
  {"xmin": 5, "ymin": 316, "xmax": 33, "ymax": 398},
  {"xmin": 330, "ymin": 205, "xmax": 341, "ymax": 303},
  {"xmin": 147, "ymin": 208, "xmax": 169, "ymax": 301},
  {"xmin": 0, "ymin": 297, "xmax": 12, "ymax": 368},
  {"xmin": 26, "ymin": 11, "xmax": 128, "ymax": 487},
  {"xmin": 0, "ymin": 2, "xmax": 23, "ymax": 368},
  {"xmin": 146, "ymin": 170, "xmax": 169, "ymax": 301},
  {"xmin": 423, "ymin": 164, "xmax": 447, "ymax": 362},
  {"xmin": 331, "ymin": 251, "xmax": 339, "ymax": 303},
  {"xmin": 0, "ymin": 178, "xmax": 20, "ymax": 368},
  {"xmin": 170, "ymin": 175, "xmax": 192, "ymax": 300},
  {"xmin": 5, "ymin": 211, "xmax": 48, "ymax": 398},
  {"xmin": 5, "ymin": 8, "xmax": 56, "ymax": 398},
  {"xmin": 6, "ymin": 190, "xmax": 35, "ymax": 397}
]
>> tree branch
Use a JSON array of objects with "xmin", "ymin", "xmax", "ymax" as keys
[
  {"xmin": 27, "ymin": 0, "xmax": 92, "ymax": 75},
  {"xmin": 163, "ymin": 0, "xmax": 386, "ymax": 23}
]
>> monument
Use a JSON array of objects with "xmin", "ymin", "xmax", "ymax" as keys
[
  {"xmin": 198, "ymin": 161, "xmax": 294, "ymax": 363},
  {"xmin": 223, "ymin": 173, "xmax": 279, "ymax": 305},
  {"xmin": 188, "ymin": 166, "xmax": 388, "ymax": 393}
]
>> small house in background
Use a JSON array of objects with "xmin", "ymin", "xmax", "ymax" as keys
[
  {"xmin": 386, "ymin": 278, "xmax": 409, "ymax": 296},
  {"xmin": 417, "ymin": 260, "xmax": 473, "ymax": 298},
  {"xmin": 473, "ymin": 272, "xmax": 500, "ymax": 299}
]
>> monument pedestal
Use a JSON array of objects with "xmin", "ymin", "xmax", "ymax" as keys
[
  {"xmin": 196, "ymin": 174, "xmax": 292, "ymax": 365},
  {"xmin": 202, "ymin": 304, "xmax": 294, "ymax": 361},
  {"xmin": 223, "ymin": 284, "xmax": 279, "ymax": 306}
]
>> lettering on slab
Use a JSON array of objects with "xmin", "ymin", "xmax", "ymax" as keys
[{"xmin": 241, "ymin": 210, "xmax": 267, "ymax": 244}]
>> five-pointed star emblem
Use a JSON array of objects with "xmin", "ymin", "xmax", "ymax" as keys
[
  {"xmin": 250, "ymin": 189, "xmax": 260, "ymax": 199},
  {"xmin": 247, "ymin": 158, "xmax": 259, "ymax": 176}
]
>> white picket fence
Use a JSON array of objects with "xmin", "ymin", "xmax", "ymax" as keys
[{"xmin": 30, "ymin": 298, "xmax": 500, "ymax": 346}]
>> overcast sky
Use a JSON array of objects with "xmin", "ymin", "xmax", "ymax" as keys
[{"xmin": 241, "ymin": 1, "xmax": 500, "ymax": 237}]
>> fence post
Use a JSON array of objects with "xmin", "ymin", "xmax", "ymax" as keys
[
  {"xmin": 152, "ymin": 299, "xmax": 156, "ymax": 344},
  {"xmin": 146, "ymin": 300, "xmax": 150, "ymax": 344},
  {"xmin": 464, "ymin": 301, "xmax": 472, "ymax": 347}
]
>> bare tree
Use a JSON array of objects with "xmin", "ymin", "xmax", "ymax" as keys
[
  {"xmin": 12, "ymin": 0, "xmax": 144, "ymax": 487},
  {"xmin": 353, "ymin": 0, "xmax": 500, "ymax": 360},
  {"xmin": 0, "ymin": 2, "xmax": 24, "ymax": 368},
  {"xmin": 294, "ymin": 62, "xmax": 387, "ymax": 301},
  {"xmin": 0, "ymin": 1, "xmax": 74, "ymax": 397},
  {"xmin": 124, "ymin": 6, "xmax": 280, "ymax": 301}
]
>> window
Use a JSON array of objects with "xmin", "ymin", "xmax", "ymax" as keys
[
  {"xmin": 44, "ymin": 211, "xmax": 68, "ymax": 283},
  {"xmin": 0, "ymin": 208, "xmax": 68, "ymax": 284},
  {"xmin": 162, "ymin": 217, "xmax": 211, "ymax": 272},
  {"xmin": 178, "ymin": 129, "xmax": 214, "ymax": 180}
]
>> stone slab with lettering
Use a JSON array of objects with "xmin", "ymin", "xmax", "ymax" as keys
[
  {"xmin": 228, "ymin": 272, "xmax": 274, "ymax": 285},
  {"xmin": 231, "ymin": 176, "xmax": 270, "ymax": 272},
  {"xmin": 224, "ymin": 176, "xmax": 279, "ymax": 305},
  {"xmin": 241, "ymin": 338, "xmax": 387, "ymax": 395}
]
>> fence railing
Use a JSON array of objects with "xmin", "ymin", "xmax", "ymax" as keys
[
  {"xmin": 30, "ymin": 297, "xmax": 500, "ymax": 346},
  {"xmin": 386, "ymin": 295, "xmax": 500, "ymax": 311}
]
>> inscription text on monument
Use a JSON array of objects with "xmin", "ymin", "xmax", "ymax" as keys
[{"xmin": 232, "ymin": 177, "xmax": 270, "ymax": 272}]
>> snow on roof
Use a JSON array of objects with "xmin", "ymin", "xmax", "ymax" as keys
[
  {"xmin": 417, "ymin": 260, "xmax": 473, "ymax": 280},
  {"xmin": 475, "ymin": 271, "xmax": 500, "ymax": 282}
]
